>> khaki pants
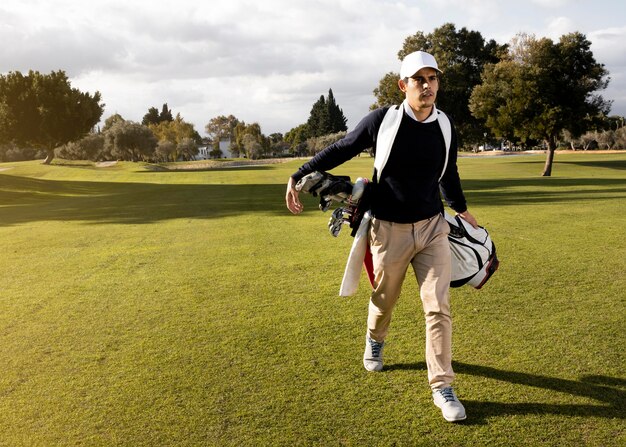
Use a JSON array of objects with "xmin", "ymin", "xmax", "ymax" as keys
[{"xmin": 367, "ymin": 214, "xmax": 454, "ymax": 390}]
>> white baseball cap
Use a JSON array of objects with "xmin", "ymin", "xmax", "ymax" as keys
[{"xmin": 400, "ymin": 51, "xmax": 442, "ymax": 79}]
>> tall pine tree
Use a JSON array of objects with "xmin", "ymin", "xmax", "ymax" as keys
[
  {"xmin": 326, "ymin": 89, "xmax": 347, "ymax": 133},
  {"xmin": 307, "ymin": 95, "xmax": 329, "ymax": 137},
  {"xmin": 142, "ymin": 103, "xmax": 174, "ymax": 126},
  {"xmin": 159, "ymin": 103, "xmax": 173, "ymax": 122},
  {"xmin": 306, "ymin": 89, "xmax": 347, "ymax": 137}
]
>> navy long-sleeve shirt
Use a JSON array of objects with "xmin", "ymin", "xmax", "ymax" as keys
[{"xmin": 292, "ymin": 106, "xmax": 467, "ymax": 223}]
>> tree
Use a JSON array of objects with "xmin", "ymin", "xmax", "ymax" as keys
[
  {"xmin": 81, "ymin": 133, "xmax": 106, "ymax": 161},
  {"xmin": 306, "ymin": 131, "xmax": 348, "ymax": 156},
  {"xmin": 149, "ymin": 120, "xmax": 177, "ymax": 145},
  {"xmin": 57, "ymin": 133, "xmax": 105, "ymax": 161},
  {"xmin": 209, "ymin": 139, "xmax": 223, "ymax": 158},
  {"xmin": 596, "ymin": 130, "xmax": 616, "ymax": 149},
  {"xmin": 306, "ymin": 89, "xmax": 348, "ymax": 138},
  {"xmin": 176, "ymin": 137, "xmax": 199, "ymax": 161},
  {"xmin": 326, "ymin": 89, "xmax": 348, "ymax": 133},
  {"xmin": 605, "ymin": 115, "xmax": 625, "ymax": 131},
  {"xmin": 142, "ymin": 104, "xmax": 174, "ymax": 126},
  {"xmin": 159, "ymin": 104, "xmax": 173, "ymax": 122},
  {"xmin": 228, "ymin": 121, "xmax": 270, "ymax": 158},
  {"xmin": 285, "ymin": 124, "xmax": 310, "ymax": 144},
  {"xmin": 242, "ymin": 134, "xmax": 262, "ymax": 159},
  {"xmin": 268, "ymin": 132, "xmax": 289, "ymax": 157},
  {"xmin": 149, "ymin": 113, "xmax": 202, "ymax": 159},
  {"xmin": 155, "ymin": 140, "xmax": 176, "ymax": 162},
  {"xmin": 0, "ymin": 70, "xmax": 104, "ymax": 164},
  {"xmin": 562, "ymin": 129, "xmax": 598, "ymax": 150},
  {"xmin": 615, "ymin": 126, "xmax": 626, "ymax": 149},
  {"xmin": 470, "ymin": 32, "xmax": 611, "ymax": 175},
  {"xmin": 205, "ymin": 114, "xmax": 244, "ymax": 157},
  {"xmin": 242, "ymin": 122, "xmax": 270, "ymax": 158},
  {"xmin": 103, "ymin": 113, "xmax": 126, "ymax": 132},
  {"xmin": 372, "ymin": 72, "xmax": 405, "ymax": 108},
  {"xmin": 142, "ymin": 107, "xmax": 160, "ymax": 126},
  {"xmin": 372, "ymin": 23, "xmax": 505, "ymax": 147},
  {"xmin": 579, "ymin": 132, "xmax": 599, "ymax": 150},
  {"xmin": 231, "ymin": 121, "xmax": 247, "ymax": 157},
  {"xmin": 284, "ymin": 123, "xmax": 310, "ymax": 156},
  {"xmin": 205, "ymin": 114, "xmax": 242, "ymax": 141},
  {"xmin": 104, "ymin": 121, "xmax": 157, "ymax": 161},
  {"xmin": 307, "ymin": 94, "xmax": 329, "ymax": 137},
  {"xmin": 0, "ymin": 142, "xmax": 42, "ymax": 162}
]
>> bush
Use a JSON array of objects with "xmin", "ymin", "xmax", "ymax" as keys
[
  {"xmin": 56, "ymin": 134, "xmax": 105, "ymax": 161},
  {"xmin": 305, "ymin": 131, "xmax": 347, "ymax": 155},
  {"xmin": 0, "ymin": 143, "xmax": 45, "ymax": 162}
]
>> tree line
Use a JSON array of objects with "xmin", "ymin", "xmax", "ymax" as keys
[
  {"xmin": 371, "ymin": 23, "xmax": 619, "ymax": 175},
  {"xmin": 0, "ymin": 69, "xmax": 204, "ymax": 164},
  {"xmin": 54, "ymin": 107, "xmax": 202, "ymax": 163},
  {"xmin": 1, "ymin": 23, "xmax": 624, "ymax": 174},
  {"xmin": 0, "ymin": 71, "xmax": 347, "ymax": 163},
  {"xmin": 204, "ymin": 114, "xmax": 286, "ymax": 160},
  {"xmin": 204, "ymin": 89, "xmax": 348, "ymax": 160}
]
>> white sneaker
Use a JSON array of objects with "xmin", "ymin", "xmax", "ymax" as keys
[
  {"xmin": 363, "ymin": 336, "xmax": 384, "ymax": 372},
  {"xmin": 432, "ymin": 387, "xmax": 467, "ymax": 422}
]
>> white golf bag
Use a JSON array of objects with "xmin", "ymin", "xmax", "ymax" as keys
[
  {"xmin": 296, "ymin": 171, "xmax": 500, "ymax": 290},
  {"xmin": 445, "ymin": 212, "xmax": 499, "ymax": 289}
]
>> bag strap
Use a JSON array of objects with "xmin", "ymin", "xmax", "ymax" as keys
[
  {"xmin": 373, "ymin": 105, "xmax": 403, "ymax": 183},
  {"xmin": 374, "ymin": 104, "xmax": 452, "ymax": 183},
  {"xmin": 436, "ymin": 110, "xmax": 451, "ymax": 182}
]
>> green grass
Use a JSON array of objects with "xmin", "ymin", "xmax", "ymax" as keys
[{"xmin": 0, "ymin": 153, "xmax": 624, "ymax": 446}]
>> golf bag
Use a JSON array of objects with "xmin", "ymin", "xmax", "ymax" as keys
[
  {"xmin": 296, "ymin": 171, "xmax": 499, "ymax": 290},
  {"xmin": 445, "ymin": 212, "xmax": 499, "ymax": 289}
]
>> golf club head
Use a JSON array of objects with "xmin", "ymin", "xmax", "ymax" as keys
[
  {"xmin": 328, "ymin": 207, "xmax": 348, "ymax": 237},
  {"xmin": 319, "ymin": 197, "xmax": 332, "ymax": 212}
]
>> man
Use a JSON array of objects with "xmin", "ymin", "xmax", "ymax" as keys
[{"xmin": 285, "ymin": 51, "xmax": 477, "ymax": 422}]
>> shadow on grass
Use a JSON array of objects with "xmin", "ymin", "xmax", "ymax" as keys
[
  {"xmin": 1, "ymin": 172, "xmax": 625, "ymax": 225},
  {"xmin": 0, "ymin": 174, "xmax": 290, "ymax": 226},
  {"xmin": 557, "ymin": 158, "xmax": 626, "ymax": 171},
  {"xmin": 461, "ymin": 177, "xmax": 626, "ymax": 206},
  {"xmin": 386, "ymin": 361, "xmax": 625, "ymax": 422},
  {"xmin": 139, "ymin": 165, "xmax": 276, "ymax": 173}
]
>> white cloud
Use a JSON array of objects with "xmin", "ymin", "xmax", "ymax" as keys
[
  {"xmin": 588, "ymin": 26, "xmax": 626, "ymax": 116},
  {"xmin": 432, "ymin": 0, "xmax": 502, "ymax": 28},
  {"xmin": 545, "ymin": 16, "xmax": 577, "ymax": 39},
  {"xmin": 58, "ymin": 0, "xmax": 429, "ymax": 132},
  {"xmin": 2, "ymin": 0, "xmax": 626, "ymax": 134},
  {"xmin": 530, "ymin": 0, "xmax": 571, "ymax": 8},
  {"xmin": 589, "ymin": 26, "xmax": 626, "ymax": 66}
]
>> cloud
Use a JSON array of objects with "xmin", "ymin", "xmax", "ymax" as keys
[
  {"xmin": 418, "ymin": 0, "xmax": 503, "ymax": 32},
  {"xmin": 0, "ymin": 9, "xmax": 128, "ymax": 75},
  {"xmin": 2, "ymin": 0, "xmax": 626, "ymax": 134},
  {"xmin": 56, "ymin": 0, "xmax": 427, "ymax": 133},
  {"xmin": 588, "ymin": 26, "xmax": 626, "ymax": 116},
  {"xmin": 589, "ymin": 26, "xmax": 626, "ymax": 67},
  {"xmin": 545, "ymin": 16, "xmax": 577, "ymax": 39},
  {"xmin": 530, "ymin": 0, "xmax": 570, "ymax": 7}
]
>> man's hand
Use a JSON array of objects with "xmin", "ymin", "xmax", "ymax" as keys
[
  {"xmin": 286, "ymin": 177, "xmax": 303, "ymax": 214},
  {"xmin": 457, "ymin": 210, "xmax": 478, "ymax": 228}
]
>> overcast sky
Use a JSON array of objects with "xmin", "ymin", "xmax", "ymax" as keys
[{"xmin": 1, "ymin": 0, "xmax": 625, "ymax": 136}]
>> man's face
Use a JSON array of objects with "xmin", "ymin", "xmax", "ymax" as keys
[{"xmin": 398, "ymin": 67, "xmax": 439, "ymax": 113}]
